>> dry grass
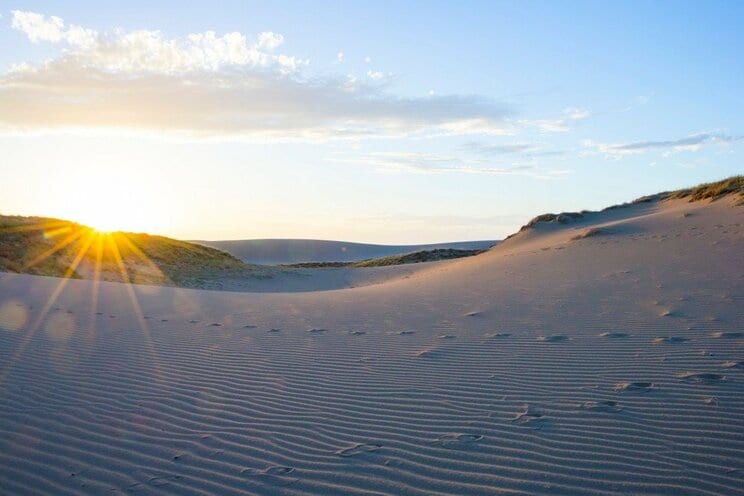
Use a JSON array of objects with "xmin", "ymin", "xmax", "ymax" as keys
[
  {"xmin": 665, "ymin": 175, "xmax": 744, "ymax": 204},
  {"xmin": 0, "ymin": 215, "xmax": 263, "ymax": 288},
  {"xmin": 283, "ymin": 249, "xmax": 485, "ymax": 268}
]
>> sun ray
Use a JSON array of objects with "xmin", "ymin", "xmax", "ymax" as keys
[
  {"xmin": 86, "ymin": 232, "xmax": 105, "ymax": 342},
  {"xmin": 0, "ymin": 230, "xmax": 96, "ymax": 384},
  {"xmin": 106, "ymin": 234, "xmax": 163, "ymax": 383},
  {"xmin": 0, "ymin": 219, "xmax": 71, "ymax": 234},
  {"xmin": 21, "ymin": 226, "xmax": 86, "ymax": 272},
  {"xmin": 114, "ymin": 233, "xmax": 167, "ymax": 281}
]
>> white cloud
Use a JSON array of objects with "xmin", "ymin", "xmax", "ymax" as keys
[
  {"xmin": 11, "ymin": 10, "xmax": 97, "ymax": 48},
  {"xmin": 2, "ymin": 12, "xmax": 514, "ymax": 140},
  {"xmin": 337, "ymin": 51, "xmax": 344, "ymax": 63},
  {"xmin": 366, "ymin": 70, "xmax": 386, "ymax": 81},
  {"xmin": 11, "ymin": 10, "xmax": 303, "ymax": 74},
  {"xmin": 438, "ymin": 119, "xmax": 516, "ymax": 136},
  {"xmin": 0, "ymin": 60, "xmax": 512, "ymax": 140},
  {"xmin": 523, "ymin": 106, "xmax": 591, "ymax": 133},
  {"xmin": 563, "ymin": 107, "xmax": 591, "ymax": 120},
  {"xmin": 585, "ymin": 133, "xmax": 741, "ymax": 158},
  {"xmin": 364, "ymin": 56, "xmax": 371, "ymax": 63},
  {"xmin": 256, "ymin": 31, "xmax": 283, "ymax": 50}
]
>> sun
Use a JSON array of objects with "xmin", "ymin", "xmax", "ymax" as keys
[
  {"xmin": 48, "ymin": 167, "xmax": 170, "ymax": 235},
  {"xmin": 70, "ymin": 199, "xmax": 160, "ymax": 234},
  {"xmin": 82, "ymin": 208, "xmax": 136, "ymax": 234}
]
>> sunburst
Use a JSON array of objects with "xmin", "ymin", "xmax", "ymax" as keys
[{"xmin": 0, "ymin": 220, "xmax": 162, "ymax": 383}]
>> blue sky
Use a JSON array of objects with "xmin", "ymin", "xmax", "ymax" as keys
[{"xmin": 0, "ymin": 1, "xmax": 742, "ymax": 242}]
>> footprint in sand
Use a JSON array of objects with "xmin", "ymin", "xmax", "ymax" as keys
[
  {"xmin": 537, "ymin": 334, "xmax": 568, "ymax": 343},
  {"xmin": 484, "ymin": 332, "xmax": 511, "ymax": 339},
  {"xmin": 722, "ymin": 361, "xmax": 743, "ymax": 369},
  {"xmin": 109, "ymin": 315, "xmax": 116, "ymax": 319},
  {"xmin": 241, "ymin": 466, "xmax": 297, "ymax": 484},
  {"xmin": 241, "ymin": 466, "xmax": 295, "ymax": 477},
  {"xmin": 435, "ymin": 433, "xmax": 483, "ymax": 447},
  {"xmin": 147, "ymin": 477, "xmax": 173, "ymax": 487},
  {"xmin": 336, "ymin": 443, "xmax": 382, "ymax": 457},
  {"xmin": 189, "ymin": 320, "xmax": 199, "ymax": 324},
  {"xmin": 599, "ymin": 332, "xmax": 630, "ymax": 339},
  {"xmin": 307, "ymin": 328, "xmax": 327, "ymax": 334},
  {"xmin": 349, "ymin": 330, "xmax": 366, "ymax": 336},
  {"xmin": 711, "ymin": 331, "xmax": 743, "ymax": 339},
  {"xmin": 653, "ymin": 336, "xmax": 689, "ymax": 344},
  {"xmin": 209, "ymin": 323, "xmax": 222, "ymax": 327},
  {"xmin": 677, "ymin": 372, "xmax": 725, "ymax": 384},
  {"xmin": 580, "ymin": 400, "xmax": 622, "ymax": 413},
  {"xmin": 415, "ymin": 349, "xmax": 445, "ymax": 359},
  {"xmin": 438, "ymin": 334, "xmax": 456, "ymax": 339},
  {"xmin": 512, "ymin": 405, "xmax": 550, "ymax": 429},
  {"xmin": 268, "ymin": 328, "xmax": 281, "ymax": 333},
  {"xmin": 396, "ymin": 330, "xmax": 416, "ymax": 335},
  {"xmin": 160, "ymin": 319, "xmax": 168, "ymax": 322},
  {"xmin": 615, "ymin": 382, "xmax": 654, "ymax": 392},
  {"xmin": 95, "ymin": 312, "xmax": 103, "ymax": 315},
  {"xmin": 242, "ymin": 325, "xmax": 257, "ymax": 329},
  {"xmin": 464, "ymin": 311, "xmax": 483, "ymax": 317}
]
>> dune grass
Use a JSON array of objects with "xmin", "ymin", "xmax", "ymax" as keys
[
  {"xmin": 284, "ymin": 248, "xmax": 486, "ymax": 268},
  {"xmin": 665, "ymin": 175, "xmax": 744, "ymax": 203},
  {"xmin": 0, "ymin": 215, "xmax": 263, "ymax": 288}
]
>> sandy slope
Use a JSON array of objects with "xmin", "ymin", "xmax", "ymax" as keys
[
  {"xmin": 195, "ymin": 239, "xmax": 496, "ymax": 265},
  {"xmin": 0, "ymin": 197, "xmax": 742, "ymax": 495}
]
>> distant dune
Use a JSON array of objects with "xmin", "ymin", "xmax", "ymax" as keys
[{"xmin": 194, "ymin": 238, "xmax": 497, "ymax": 264}]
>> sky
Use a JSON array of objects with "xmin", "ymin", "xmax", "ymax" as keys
[{"xmin": 0, "ymin": 1, "xmax": 742, "ymax": 243}]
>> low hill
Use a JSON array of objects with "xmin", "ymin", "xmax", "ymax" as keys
[
  {"xmin": 285, "ymin": 248, "xmax": 486, "ymax": 268},
  {"xmin": 194, "ymin": 238, "xmax": 496, "ymax": 265},
  {"xmin": 0, "ymin": 216, "xmax": 265, "ymax": 289}
]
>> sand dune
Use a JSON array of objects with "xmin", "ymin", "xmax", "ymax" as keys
[
  {"xmin": 195, "ymin": 238, "xmax": 496, "ymax": 265},
  {"xmin": 0, "ymin": 195, "xmax": 743, "ymax": 494}
]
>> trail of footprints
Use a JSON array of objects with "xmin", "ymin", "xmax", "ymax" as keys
[{"xmin": 47, "ymin": 305, "xmax": 741, "ymax": 491}]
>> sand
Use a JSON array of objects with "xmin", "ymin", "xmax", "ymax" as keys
[
  {"xmin": 0, "ymin": 197, "xmax": 742, "ymax": 495},
  {"xmin": 194, "ymin": 239, "xmax": 496, "ymax": 265}
]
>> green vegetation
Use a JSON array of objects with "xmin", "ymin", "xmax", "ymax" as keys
[
  {"xmin": 284, "ymin": 248, "xmax": 486, "ymax": 268},
  {"xmin": 0, "ymin": 215, "xmax": 264, "ymax": 288}
]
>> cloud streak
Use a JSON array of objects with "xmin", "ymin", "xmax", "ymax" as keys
[
  {"xmin": 346, "ymin": 152, "xmax": 571, "ymax": 179},
  {"xmin": 586, "ymin": 133, "xmax": 742, "ymax": 157}
]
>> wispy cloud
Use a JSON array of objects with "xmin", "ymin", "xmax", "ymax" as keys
[
  {"xmin": 463, "ymin": 141, "xmax": 568, "ymax": 158},
  {"xmin": 522, "ymin": 107, "xmax": 591, "ymax": 133},
  {"xmin": 366, "ymin": 69, "xmax": 389, "ymax": 81},
  {"xmin": 346, "ymin": 151, "xmax": 571, "ymax": 179},
  {"xmin": 463, "ymin": 142, "xmax": 536, "ymax": 155},
  {"xmin": 585, "ymin": 133, "xmax": 742, "ymax": 157},
  {"xmin": 1, "ymin": 11, "xmax": 513, "ymax": 140}
]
